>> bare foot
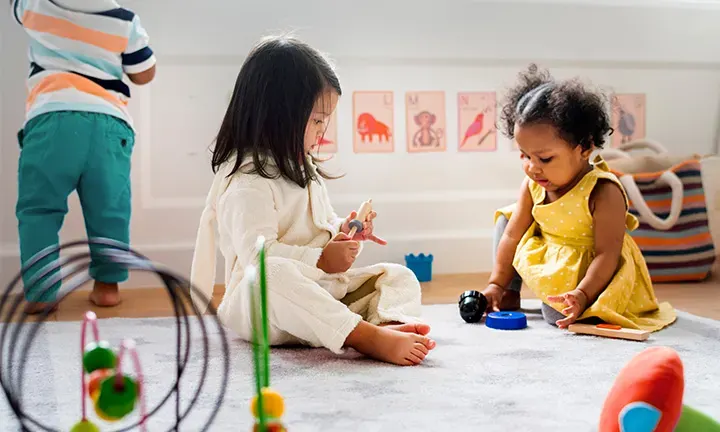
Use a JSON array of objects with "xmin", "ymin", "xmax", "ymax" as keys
[
  {"xmin": 345, "ymin": 321, "xmax": 436, "ymax": 366},
  {"xmin": 383, "ymin": 322, "xmax": 431, "ymax": 336},
  {"xmin": 24, "ymin": 302, "xmax": 58, "ymax": 315},
  {"xmin": 89, "ymin": 282, "xmax": 121, "ymax": 307}
]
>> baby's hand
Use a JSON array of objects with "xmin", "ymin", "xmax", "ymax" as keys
[
  {"xmin": 546, "ymin": 289, "xmax": 589, "ymax": 329},
  {"xmin": 341, "ymin": 211, "xmax": 387, "ymax": 245},
  {"xmin": 481, "ymin": 283, "xmax": 505, "ymax": 312},
  {"xmin": 317, "ymin": 233, "xmax": 359, "ymax": 273}
]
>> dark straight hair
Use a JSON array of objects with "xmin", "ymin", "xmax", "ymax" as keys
[{"xmin": 211, "ymin": 34, "xmax": 342, "ymax": 188}]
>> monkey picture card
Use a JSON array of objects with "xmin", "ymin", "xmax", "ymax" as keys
[
  {"xmin": 457, "ymin": 92, "xmax": 496, "ymax": 152},
  {"xmin": 406, "ymin": 91, "xmax": 446, "ymax": 153},
  {"xmin": 353, "ymin": 91, "xmax": 395, "ymax": 153},
  {"xmin": 611, "ymin": 93, "xmax": 646, "ymax": 148},
  {"xmin": 316, "ymin": 110, "xmax": 338, "ymax": 154}
]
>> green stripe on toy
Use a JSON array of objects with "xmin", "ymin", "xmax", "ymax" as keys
[
  {"xmin": 675, "ymin": 404, "xmax": 720, "ymax": 431},
  {"xmin": 249, "ymin": 236, "xmax": 287, "ymax": 432},
  {"xmin": 258, "ymin": 236, "xmax": 270, "ymax": 389}
]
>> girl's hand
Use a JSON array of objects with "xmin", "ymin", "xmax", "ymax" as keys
[
  {"xmin": 317, "ymin": 233, "xmax": 359, "ymax": 273},
  {"xmin": 341, "ymin": 211, "xmax": 387, "ymax": 245},
  {"xmin": 546, "ymin": 289, "xmax": 589, "ymax": 329},
  {"xmin": 481, "ymin": 283, "xmax": 505, "ymax": 312}
]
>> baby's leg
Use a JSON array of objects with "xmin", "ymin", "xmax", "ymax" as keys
[
  {"xmin": 76, "ymin": 114, "xmax": 134, "ymax": 307},
  {"xmin": 492, "ymin": 215, "xmax": 521, "ymax": 310},
  {"xmin": 16, "ymin": 113, "xmax": 84, "ymax": 313},
  {"xmin": 218, "ymin": 257, "xmax": 434, "ymax": 366},
  {"xmin": 541, "ymin": 303, "xmax": 565, "ymax": 326},
  {"xmin": 340, "ymin": 271, "xmax": 430, "ymax": 336},
  {"xmin": 542, "ymin": 303, "xmax": 604, "ymax": 327},
  {"xmin": 344, "ymin": 264, "xmax": 423, "ymax": 325}
]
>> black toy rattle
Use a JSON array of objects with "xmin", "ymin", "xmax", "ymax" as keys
[{"xmin": 458, "ymin": 290, "xmax": 488, "ymax": 323}]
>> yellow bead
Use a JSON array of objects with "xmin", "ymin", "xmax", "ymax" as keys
[
  {"xmin": 251, "ymin": 387, "xmax": 285, "ymax": 419},
  {"xmin": 70, "ymin": 420, "xmax": 100, "ymax": 432}
]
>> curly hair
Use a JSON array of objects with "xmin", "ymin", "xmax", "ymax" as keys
[{"xmin": 499, "ymin": 64, "xmax": 613, "ymax": 150}]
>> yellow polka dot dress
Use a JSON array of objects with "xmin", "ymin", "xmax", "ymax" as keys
[{"xmin": 496, "ymin": 157, "xmax": 676, "ymax": 331}]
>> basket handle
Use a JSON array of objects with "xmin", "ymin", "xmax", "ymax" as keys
[
  {"xmin": 598, "ymin": 148, "xmax": 632, "ymax": 161},
  {"xmin": 615, "ymin": 138, "xmax": 668, "ymax": 154},
  {"xmin": 618, "ymin": 170, "xmax": 684, "ymax": 231}
]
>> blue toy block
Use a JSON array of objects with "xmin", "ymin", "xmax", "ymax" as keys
[{"xmin": 404, "ymin": 253, "xmax": 433, "ymax": 282}]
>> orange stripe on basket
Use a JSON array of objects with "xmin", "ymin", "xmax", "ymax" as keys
[
  {"xmin": 609, "ymin": 160, "xmax": 702, "ymax": 181},
  {"xmin": 632, "ymin": 232, "xmax": 712, "ymax": 247},
  {"xmin": 22, "ymin": 11, "xmax": 127, "ymax": 53},
  {"xmin": 27, "ymin": 73, "xmax": 127, "ymax": 110},
  {"xmin": 630, "ymin": 194, "xmax": 706, "ymax": 209},
  {"xmin": 651, "ymin": 273, "xmax": 709, "ymax": 283}
]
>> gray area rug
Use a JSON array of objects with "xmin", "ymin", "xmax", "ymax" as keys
[{"xmin": 1, "ymin": 300, "xmax": 719, "ymax": 431}]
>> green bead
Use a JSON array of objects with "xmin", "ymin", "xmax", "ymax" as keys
[
  {"xmin": 70, "ymin": 419, "xmax": 100, "ymax": 432},
  {"xmin": 83, "ymin": 341, "xmax": 116, "ymax": 374},
  {"xmin": 95, "ymin": 375, "xmax": 138, "ymax": 420}
]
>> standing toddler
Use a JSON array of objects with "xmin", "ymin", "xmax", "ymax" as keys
[{"xmin": 12, "ymin": 0, "xmax": 156, "ymax": 312}]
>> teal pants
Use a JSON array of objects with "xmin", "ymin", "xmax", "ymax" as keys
[{"xmin": 16, "ymin": 111, "xmax": 135, "ymax": 303}]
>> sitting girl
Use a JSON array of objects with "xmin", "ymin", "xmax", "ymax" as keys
[
  {"xmin": 190, "ymin": 35, "xmax": 435, "ymax": 366},
  {"xmin": 482, "ymin": 65, "xmax": 676, "ymax": 331}
]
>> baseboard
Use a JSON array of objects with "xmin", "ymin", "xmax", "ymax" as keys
[{"xmin": 2, "ymin": 245, "xmax": 716, "ymax": 293}]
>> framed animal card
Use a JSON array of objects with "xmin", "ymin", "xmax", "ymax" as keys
[
  {"xmin": 611, "ymin": 93, "xmax": 646, "ymax": 148},
  {"xmin": 316, "ymin": 110, "xmax": 338, "ymax": 154},
  {"xmin": 457, "ymin": 92, "xmax": 496, "ymax": 152},
  {"xmin": 406, "ymin": 91, "xmax": 446, "ymax": 153},
  {"xmin": 352, "ymin": 91, "xmax": 394, "ymax": 153}
]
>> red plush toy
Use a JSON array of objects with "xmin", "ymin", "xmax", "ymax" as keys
[
  {"xmin": 599, "ymin": 346, "xmax": 685, "ymax": 431},
  {"xmin": 599, "ymin": 346, "xmax": 720, "ymax": 432}
]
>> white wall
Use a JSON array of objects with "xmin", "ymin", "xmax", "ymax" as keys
[{"xmin": 2, "ymin": 0, "xmax": 720, "ymax": 289}]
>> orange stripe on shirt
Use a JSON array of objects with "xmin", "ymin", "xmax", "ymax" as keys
[
  {"xmin": 27, "ymin": 73, "xmax": 128, "ymax": 111},
  {"xmin": 22, "ymin": 11, "xmax": 128, "ymax": 53}
]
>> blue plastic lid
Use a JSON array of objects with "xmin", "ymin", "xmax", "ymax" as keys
[{"xmin": 486, "ymin": 311, "xmax": 527, "ymax": 330}]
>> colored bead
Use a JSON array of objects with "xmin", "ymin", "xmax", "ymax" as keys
[
  {"xmin": 95, "ymin": 375, "xmax": 138, "ymax": 420},
  {"xmin": 251, "ymin": 387, "xmax": 285, "ymax": 419},
  {"xmin": 87, "ymin": 368, "xmax": 113, "ymax": 399},
  {"xmin": 94, "ymin": 401, "xmax": 120, "ymax": 422},
  {"xmin": 348, "ymin": 219, "xmax": 363, "ymax": 233},
  {"xmin": 70, "ymin": 420, "xmax": 100, "ymax": 432},
  {"xmin": 253, "ymin": 422, "xmax": 287, "ymax": 432},
  {"xmin": 83, "ymin": 341, "xmax": 116, "ymax": 373}
]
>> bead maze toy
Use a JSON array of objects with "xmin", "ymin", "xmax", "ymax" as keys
[
  {"xmin": 0, "ymin": 238, "xmax": 230, "ymax": 431},
  {"xmin": 248, "ymin": 236, "xmax": 287, "ymax": 432},
  {"xmin": 76, "ymin": 314, "xmax": 145, "ymax": 430}
]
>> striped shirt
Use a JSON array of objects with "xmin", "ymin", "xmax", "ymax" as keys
[{"xmin": 12, "ymin": 0, "xmax": 156, "ymax": 129}]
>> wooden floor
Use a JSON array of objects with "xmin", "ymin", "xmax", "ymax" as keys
[{"xmin": 4, "ymin": 272, "xmax": 719, "ymax": 322}]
